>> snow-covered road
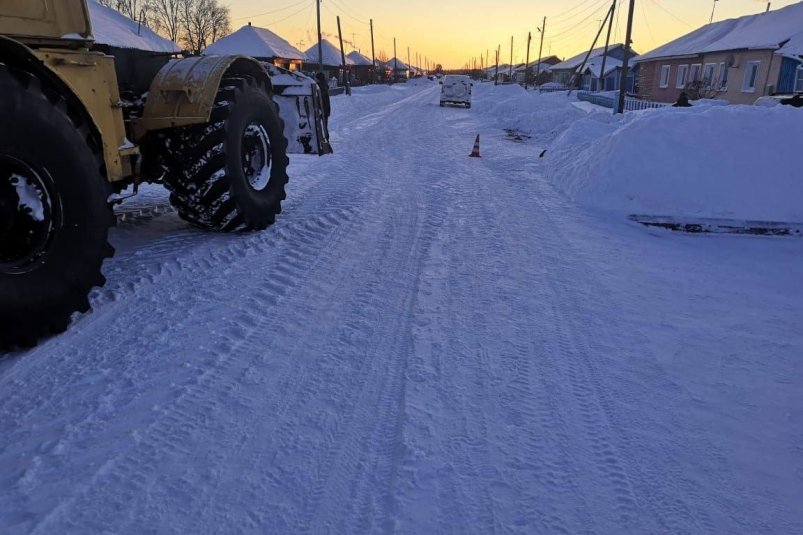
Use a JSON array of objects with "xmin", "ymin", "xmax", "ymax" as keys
[{"xmin": 2, "ymin": 82, "xmax": 802, "ymax": 534}]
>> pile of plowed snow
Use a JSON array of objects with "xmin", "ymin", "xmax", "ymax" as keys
[{"xmin": 545, "ymin": 104, "xmax": 803, "ymax": 222}]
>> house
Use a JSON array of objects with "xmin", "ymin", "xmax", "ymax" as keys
[
  {"xmin": 203, "ymin": 23, "xmax": 306, "ymax": 71},
  {"xmin": 346, "ymin": 50, "xmax": 375, "ymax": 85},
  {"xmin": 512, "ymin": 55, "xmax": 561, "ymax": 84},
  {"xmin": 385, "ymin": 57, "xmax": 409, "ymax": 81},
  {"xmin": 549, "ymin": 44, "xmax": 637, "ymax": 91},
  {"xmin": 304, "ymin": 39, "xmax": 355, "ymax": 82},
  {"xmin": 634, "ymin": 2, "xmax": 803, "ymax": 104}
]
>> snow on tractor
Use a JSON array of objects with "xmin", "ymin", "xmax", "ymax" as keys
[{"xmin": 0, "ymin": 1, "xmax": 331, "ymax": 349}]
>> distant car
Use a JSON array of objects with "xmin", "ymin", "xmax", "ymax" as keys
[
  {"xmin": 440, "ymin": 75, "xmax": 473, "ymax": 108},
  {"xmin": 754, "ymin": 93, "xmax": 803, "ymax": 108}
]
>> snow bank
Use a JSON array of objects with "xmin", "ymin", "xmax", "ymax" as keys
[
  {"xmin": 472, "ymin": 83, "xmax": 600, "ymax": 137},
  {"xmin": 546, "ymin": 104, "xmax": 803, "ymax": 221},
  {"xmin": 88, "ymin": 0, "xmax": 180, "ymax": 53}
]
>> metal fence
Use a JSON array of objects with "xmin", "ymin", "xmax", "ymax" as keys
[
  {"xmin": 577, "ymin": 91, "xmax": 668, "ymax": 112},
  {"xmin": 538, "ymin": 85, "xmax": 569, "ymax": 93}
]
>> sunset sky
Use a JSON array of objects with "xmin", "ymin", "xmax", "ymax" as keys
[{"xmin": 227, "ymin": 0, "xmax": 798, "ymax": 68}]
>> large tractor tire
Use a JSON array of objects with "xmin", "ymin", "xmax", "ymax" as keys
[
  {"xmin": 0, "ymin": 65, "xmax": 115, "ymax": 350},
  {"xmin": 160, "ymin": 77, "xmax": 289, "ymax": 232}
]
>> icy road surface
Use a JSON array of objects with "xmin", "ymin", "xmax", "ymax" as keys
[{"xmin": 2, "ymin": 82, "xmax": 803, "ymax": 534}]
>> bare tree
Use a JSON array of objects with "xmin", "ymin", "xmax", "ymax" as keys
[
  {"xmin": 95, "ymin": 0, "xmax": 149, "ymax": 26},
  {"xmin": 149, "ymin": 0, "xmax": 183, "ymax": 43},
  {"xmin": 180, "ymin": 0, "xmax": 230, "ymax": 55}
]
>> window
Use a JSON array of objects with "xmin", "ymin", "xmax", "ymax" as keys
[
  {"xmin": 795, "ymin": 65, "xmax": 803, "ymax": 93},
  {"xmin": 742, "ymin": 61, "xmax": 761, "ymax": 92},
  {"xmin": 676, "ymin": 64, "xmax": 689, "ymax": 88},
  {"xmin": 690, "ymin": 63, "xmax": 702, "ymax": 82},
  {"xmin": 703, "ymin": 63, "xmax": 717, "ymax": 88},
  {"xmin": 659, "ymin": 65, "xmax": 671, "ymax": 88},
  {"xmin": 718, "ymin": 62, "xmax": 729, "ymax": 90}
]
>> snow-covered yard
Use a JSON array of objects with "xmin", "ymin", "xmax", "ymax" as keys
[{"xmin": 1, "ymin": 81, "xmax": 802, "ymax": 534}]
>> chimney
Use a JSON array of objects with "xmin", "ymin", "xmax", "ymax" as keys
[{"xmin": 248, "ymin": 21, "xmax": 252, "ymax": 26}]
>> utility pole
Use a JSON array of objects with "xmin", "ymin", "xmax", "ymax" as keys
[
  {"xmin": 494, "ymin": 45, "xmax": 500, "ymax": 85},
  {"xmin": 524, "ymin": 31, "xmax": 532, "ymax": 89},
  {"xmin": 617, "ymin": 0, "xmax": 636, "ymax": 114},
  {"xmin": 316, "ymin": 0, "xmax": 323, "ymax": 73},
  {"xmin": 370, "ymin": 19, "xmax": 376, "ymax": 84},
  {"xmin": 509, "ymin": 35, "xmax": 513, "ymax": 79},
  {"xmin": 407, "ymin": 46, "xmax": 411, "ymax": 78},
  {"xmin": 536, "ymin": 17, "xmax": 546, "ymax": 80},
  {"xmin": 337, "ymin": 16, "xmax": 350, "ymax": 95},
  {"xmin": 572, "ymin": 6, "xmax": 613, "ymax": 92},
  {"xmin": 599, "ymin": 0, "xmax": 616, "ymax": 92},
  {"xmin": 393, "ymin": 37, "xmax": 397, "ymax": 82}
]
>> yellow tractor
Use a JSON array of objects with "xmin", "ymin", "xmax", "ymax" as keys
[{"xmin": 0, "ymin": 1, "xmax": 295, "ymax": 349}]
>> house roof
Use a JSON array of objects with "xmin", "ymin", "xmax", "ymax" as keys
[
  {"xmin": 635, "ymin": 2, "xmax": 803, "ymax": 62},
  {"xmin": 551, "ymin": 44, "xmax": 627, "ymax": 71},
  {"xmin": 347, "ymin": 50, "xmax": 374, "ymax": 66},
  {"xmin": 581, "ymin": 57, "xmax": 623, "ymax": 78},
  {"xmin": 304, "ymin": 39, "xmax": 355, "ymax": 67},
  {"xmin": 88, "ymin": 0, "xmax": 180, "ymax": 53},
  {"xmin": 385, "ymin": 57, "xmax": 409, "ymax": 70},
  {"xmin": 513, "ymin": 57, "xmax": 560, "ymax": 73},
  {"xmin": 203, "ymin": 24, "xmax": 305, "ymax": 60}
]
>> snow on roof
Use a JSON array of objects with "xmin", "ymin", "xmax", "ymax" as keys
[
  {"xmin": 88, "ymin": 0, "xmax": 180, "ymax": 53},
  {"xmin": 636, "ymin": 2, "xmax": 803, "ymax": 62},
  {"xmin": 304, "ymin": 40, "xmax": 355, "ymax": 67},
  {"xmin": 551, "ymin": 44, "xmax": 626, "ymax": 71},
  {"xmin": 582, "ymin": 57, "xmax": 623, "ymax": 78},
  {"xmin": 513, "ymin": 59, "xmax": 556, "ymax": 73},
  {"xmin": 203, "ymin": 24, "xmax": 305, "ymax": 60},
  {"xmin": 347, "ymin": 50, "xmax": 373, "ymax": 66},
  {"xmin": 386, "ymin": 57, "xmax": 409, "ymax": 70}
]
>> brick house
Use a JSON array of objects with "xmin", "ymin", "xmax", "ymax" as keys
[{"xmin": 634, "ymin": 2, "xmax": 803, "ymax": 104}]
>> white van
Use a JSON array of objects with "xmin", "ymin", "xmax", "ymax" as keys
[{"xmin": 440, "ymin": 75, "xmax": 473, "ymax": 108}]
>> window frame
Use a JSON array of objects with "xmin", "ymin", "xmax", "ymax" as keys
[
  {"xmin": 676, "ymin": 64, "xmax": 689, "ymax": 89},
  {"xmin": 742, "ymin": 60, "xmax": 761, "ymax": 93},
  {"xmin": 659, "ymin": 65, "xmax": 671, "ymax": 88},
  {"xmin": 795, "ymin": 65, "xmax": 803, "ymax": 93},
  {"xmin": 703, "ymin": 63, "xmax": 717, "ymax": 89},
  {"xmin": 689, "ymin": 63, "xmax": 702, "ymax": 82},
  {"xmin": 718, "ymin": 62, "xmax": 729, "ymax": 90}
]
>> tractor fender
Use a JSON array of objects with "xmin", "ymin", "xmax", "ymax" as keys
[
  {"xmin": 135, "ymin": 55, "xmax": 272, "ymax": 137},
  {"xmin": 0, "ymin": 36, "xmax": 132, "ymax": 181}
]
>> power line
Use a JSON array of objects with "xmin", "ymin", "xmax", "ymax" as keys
[
  {"xmin": 233, "ymin": 0, "xmax": 310, "ymax": 22},
  {"xmin": 327, "ymin": 0, "xmax": 370, "ymax": 25},
  {"xmin": 648, "ymin": 0, "xmax": 694, "ymax": 28}
]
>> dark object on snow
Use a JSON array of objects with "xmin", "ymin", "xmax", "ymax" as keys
[
  {"xmin": 628, "ymin": 214, "xmax": 803, "ymax": 237},
  {"xmin": 315, "ymin": 72, "xmax": 331, "ymax": 129},
  {"xmin": 781, "ymin": 94, "xmax": 803, "ymax": 108},
  {"xmin": 672, "ymin": 92, "xmax": 692, "ymax": 107},
  {"xmin": 539, "ymin": 149, "xmax": 548, "ymax": 158}
]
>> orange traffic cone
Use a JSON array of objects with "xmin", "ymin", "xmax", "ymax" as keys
[{"xmin": 469, "ymin": 134, "xmax": 481, "ymax": 158}]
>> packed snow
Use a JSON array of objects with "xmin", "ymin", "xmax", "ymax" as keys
[
  {"xmin": 2, "ymin": 80, "xmax": 802, "ymax": 534},
  {"xmin": 635, "ymin": 1, "xmax": 803, "ymax": 62},
  {"xmin": 203, "ymin": 24, "xmax": 306, "ymax": 61},
  {"xmin": 87, "ymin": 0, "xmax": 180, "ymax": 53}
]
